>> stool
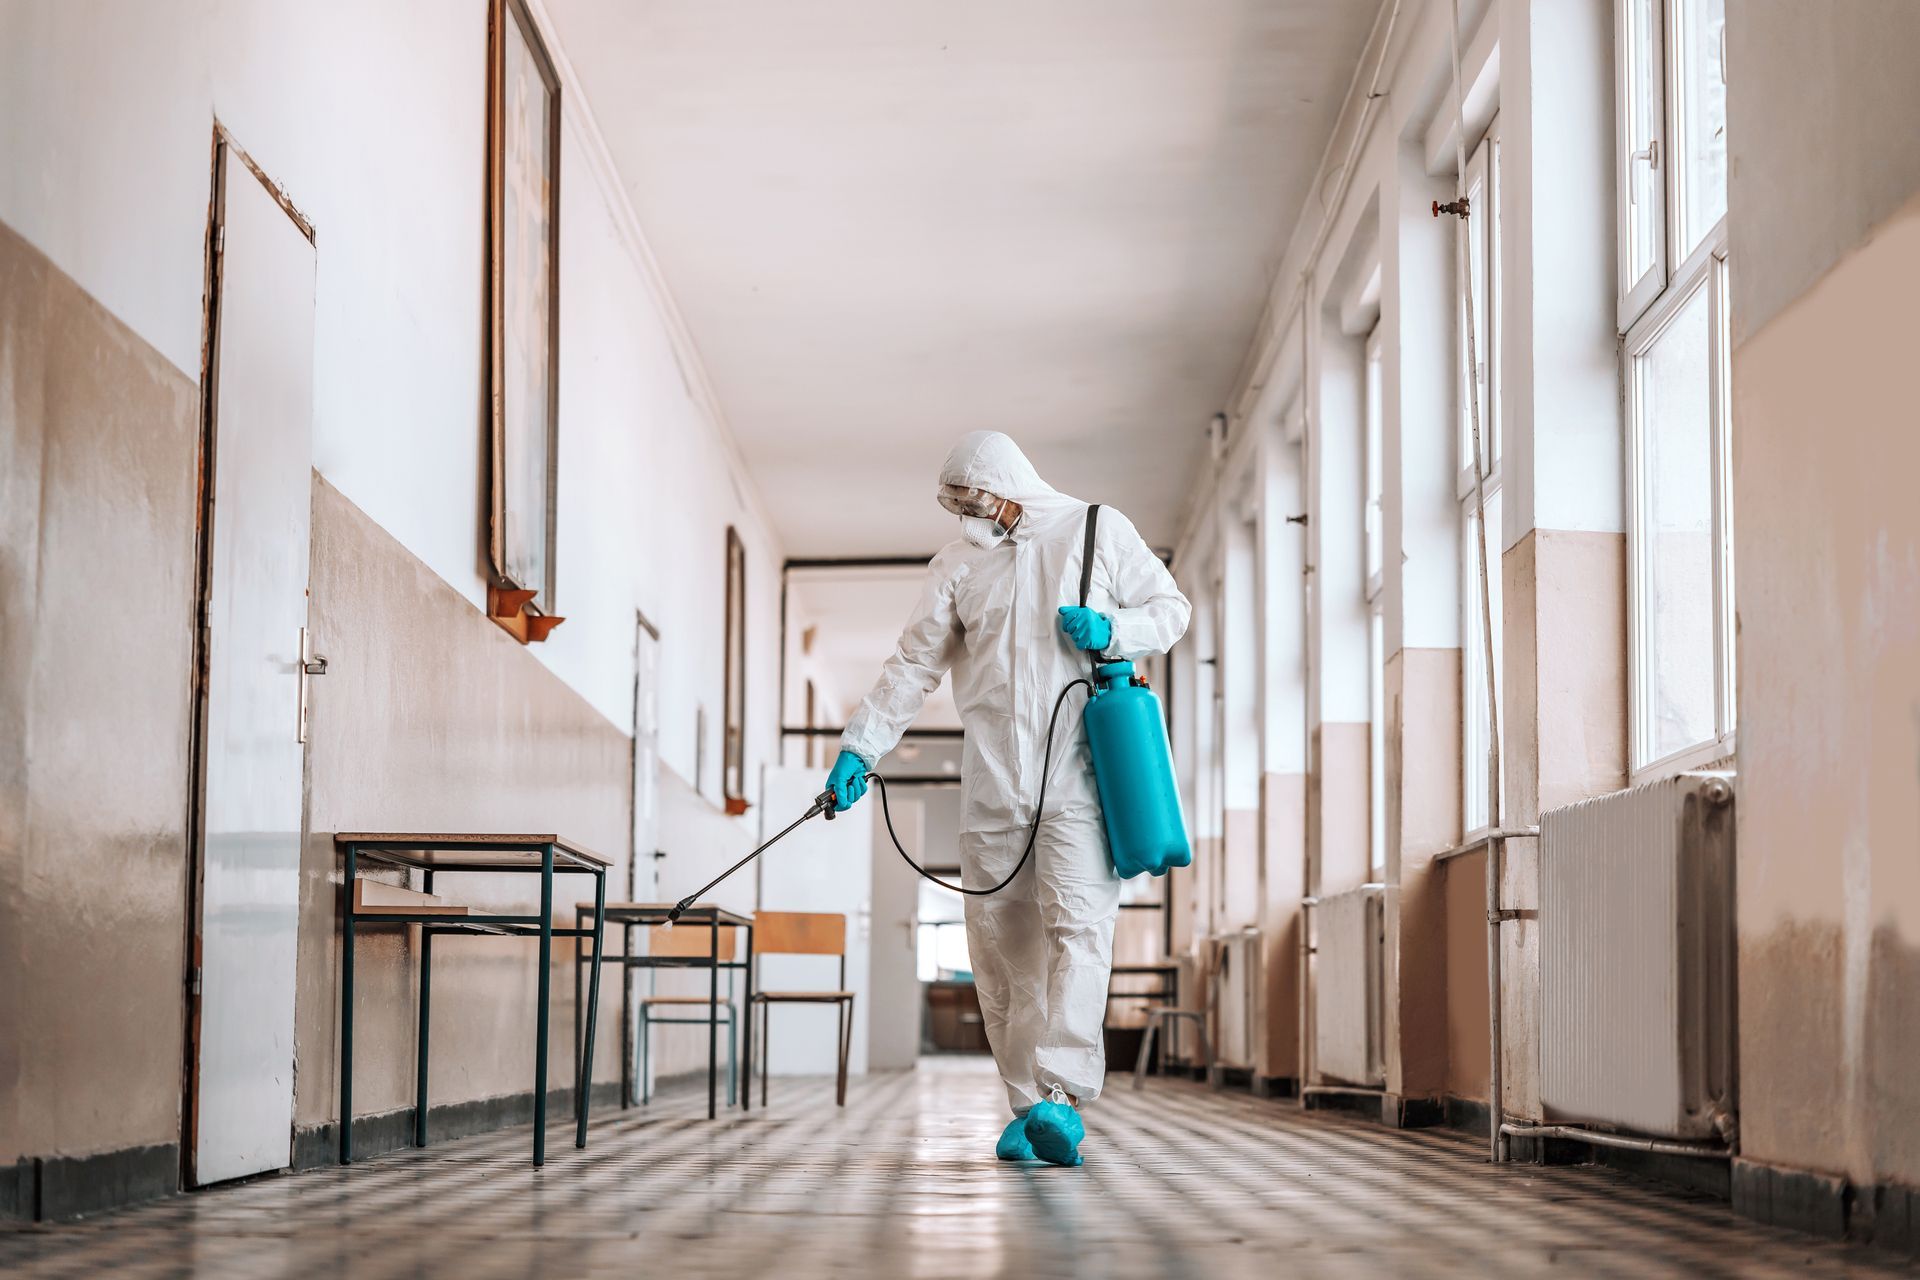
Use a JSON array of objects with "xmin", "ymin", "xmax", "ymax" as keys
[{"xmin": 1132, "ymin": 1008, "xmax": 1214, "ymax": 1090}]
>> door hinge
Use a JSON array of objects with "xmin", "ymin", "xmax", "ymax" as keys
[
  {"xmin": 187, "ymin": 966, "xmax": 203, "ymax": 996},
  {"xmin": 214, "ymin": 224, "xmax": 224, "ymax": 254}
]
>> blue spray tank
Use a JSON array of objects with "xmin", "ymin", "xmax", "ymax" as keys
[
  {"xmin": 1085, "ymin": 659, "xmax": 1190, "ymax": 877},
  {"xmin": 1076, "ymin": 504, "xmax": 1191, "ymax": 879}
]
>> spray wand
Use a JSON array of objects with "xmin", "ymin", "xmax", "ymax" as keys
[{"xmin": 663, "ymin": 789, "xmax": 839, "ymax": 926}]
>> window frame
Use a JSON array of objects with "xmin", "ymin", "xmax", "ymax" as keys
[
  {"xmin": 1456, "ymin": 133, "xmax": 1500, "ymax": 494},
  {"xmin": 1367, "ymin": 600, "xmax": 1387, "ymax": 881},
  {"xmin": 1456, "ymin": 129, "xmax": 1504, "ymax": 840},
  {"xmin": 1624, "ymin": 220, "xmax": 1734, "ymax": 782},
  {"xmin": 1617, "ymin": 0, "xmax": 1734, "ymax": 782},
  {"xmin": 722, "ymin": 525, "xmax": 750, "ymax": 814},
  {"xmin": 1615, "ymin": 0, "xmax": 1669, "ymax": 329},
  {"xmin": 1364, "ymin": 326, "xmax": 1386, "ymax": 602}
]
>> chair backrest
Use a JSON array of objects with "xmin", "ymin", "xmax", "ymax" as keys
[
  {"xmin": 648, "ymin": 924, "xmax": 741, "ymax": 960},
  {"xmin": 754, "ymin": 911, "xmax": 845, "ymax": 957}
]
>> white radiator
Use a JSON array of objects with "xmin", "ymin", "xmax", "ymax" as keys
[
  {"xmin": 1165, "ymin": 953, "xmax": 1207, "ymax": 1068},
  {"xmin": 1209, "ymin": 929, "xmax": 1260, "ymax": 1071},
  {"xmin": 1540, "ymin": 772, "xmax": 1736, "ymax": 1140},
  {"xmin": 1314, "ymin": 886, "xmax": 1384, "ymax": 1087}
]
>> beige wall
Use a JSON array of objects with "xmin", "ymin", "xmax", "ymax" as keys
[
  {"xmin": 1384, "ymin": 648, "xmax": 1461, "ymax": 1099},
  {"xmin": 298, "ymin": 478, "xmax": 631, "ymax": 1129},
  {"xmin": 0, "ymin": 220, "xmax": 200, "ymax": 1164},
  {"xmin": 1732, "ymin": 192, "xmax": 1920, "ymax": 1187},
  {"xmin": 1308, "ymin": 722, "xmax": 1370, "ymax": 896},
  {"xmin": 1443, "ymin": 848, "xmax": 1490, "ymax": 1102},
  {"xmin": 1256, "ymin": 771, "xmax": 1304, "ymax": 1081}
]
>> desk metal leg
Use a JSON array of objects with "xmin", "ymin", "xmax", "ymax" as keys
[
  {"xmin": 340, "ymin": 845, "xmax": 357, "ymax": 1165},
  {"xmin": 572, "ymin": 923, "xmax": 583, "ymax": 1086},
  {"xmin": 534, "ymin": 843, "xmax": 554, "ymax": 1166},
  {"xmin": 416, "ymin": 928, "xmax": 432, "ymax": 1147},
  {"xmin": 577, "ymin": 870, "xmax": 605, "ymax": 1148},
  {"xmin": 621, "ymin": 922, "xmax": 634, "ymax": 1109},
  {"xmin": 707, "ymin": 918, "xmax": 719, "ymax": 1120},
  {"xmin": 742, "ymin": 927, "xmax": 754, "ymax": 1113}
]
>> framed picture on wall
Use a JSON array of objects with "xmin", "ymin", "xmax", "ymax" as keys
[{"xmin": 485, "ymin": 0, "xmax": 563, "ymax": 641}]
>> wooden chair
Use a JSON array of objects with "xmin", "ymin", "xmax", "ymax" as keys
[
  {"xmin": 639, "ymin": 924, "xmax": 742, "ymax": 1106},
  {"xmin": 749, "ymin": 912, "xmax": 855, "ymax": 1107}
]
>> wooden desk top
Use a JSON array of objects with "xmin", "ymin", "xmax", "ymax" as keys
[{"xmin": 334, "ymin": 832, "xmax": 610, "ymax": 870}]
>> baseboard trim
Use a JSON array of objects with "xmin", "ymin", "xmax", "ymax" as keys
[
  {"xmin": 5, "ymin": 1142, "xmax": 180, "ymax": 1223},
  {"xmin": 291, "ymin": 1081, "xmax": 625, "ymax": 1170},
  {"xmin": 1205, "ymin": 1066, "xmax": 1255, "ymax": 1092},
  {"xmin": 1733, "ymin": 1157, "xmax": 1847, "ymax": 1240},
  {"xmin": 1442, "ymin": 1095, "xmax": 1490, "ymax": 1138},
  {"xmin": 1251, "ymin": 1074, "xmax": 1299, "ymax": 1100}
]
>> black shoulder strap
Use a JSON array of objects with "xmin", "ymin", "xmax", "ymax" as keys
[{"xmin": 1079, "ymin": 504, "xmax": 1101, "ymax": 608}]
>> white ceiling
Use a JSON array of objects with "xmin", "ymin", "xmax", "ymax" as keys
[{"xmin": 549, "ymin": 0, "xmax": 1378, "ymax": 557}]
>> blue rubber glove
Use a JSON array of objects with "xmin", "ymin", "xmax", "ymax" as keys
[
  {"xmin": 825, "ymin": 750, "xmax": 870, "ymax": 813},
  {"xmin": 1057, "ymin": 606, "xmax": 1112, "ymax": 652}
]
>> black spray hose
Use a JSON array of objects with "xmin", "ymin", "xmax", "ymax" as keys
[
  {"xmin": 664, "ymin": 677, "xmax": 1092, "ymax": 922},
  {"xmin": 868, "ymin": 677, "xmax": 1091, "ymax": 895}
]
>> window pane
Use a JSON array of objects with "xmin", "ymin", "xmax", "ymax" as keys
[
  {"xmin": 1454, "ymin": 139, "xmax": 1501, "ymax": 477},
  {"xmin": 1368, "ymin": 608, "xmax": 1386, "ymax": 879},
  {"xmin": 1462, "ymin": 489, "xmax": 1504, "ymax": 834},
  {"xmin": 1458, "ymin": 160, "xmax": 1491, "ymax": 477},
  {"xmin": 1365, "ymin": 340, "xmax": 1384, "ymax": 584},
  {"xmin": 1635, "ymin": 281, "xmax": 1715, "ymax": 761},
  {"xmin": 1671, "ymin": 0, "xmax": 1728, "ymax": 259},
  {"xmin": 1620, "ymin": 0, "xmax": 1663, "ymax": 301}
]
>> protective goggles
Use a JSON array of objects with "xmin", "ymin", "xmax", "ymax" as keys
[{"xmin": 936, "ymin": 484, "xmax": 1008, "ymax": 519}]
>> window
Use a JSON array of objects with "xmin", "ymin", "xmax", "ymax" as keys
[
  {"xmin": 1367, "ymin": 608, "xmax": 1387, "ymax": 881},
  {"xmin": 1462, "ymin": 490, "xmax": 1505, "ymax": 835},
  {"xmin": 804, "ymin": 679, "xmax": 819, "ymax": 769},
  {"xmin": 1617, "ymin": 0, "xmax": 1733, "ymax": 777},
  {"xmin": 1363, "ymin": 326, "xmax": 1387, "ymax": 879},
  {"xmin": 1457, "ymin": 130, "xmax": 1504, "ymax": 837},
  {"xmin": 722, "ymin": 526, "xmax": 749, "ymax": 814},
  {"xmin": 1364, "ymin": 329, "xmax": 1385, "ymax": 596}
]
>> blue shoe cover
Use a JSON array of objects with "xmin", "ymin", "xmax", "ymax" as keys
[
  {"xmin": 1023, "ymin": 1100, "xmax": 1085, "ymax": 1167},
  {"xmin": 995, "ymin": 1115, "xmax": 1035, "ymax": 1161}
]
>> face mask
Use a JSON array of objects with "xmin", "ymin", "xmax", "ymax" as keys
[{"xmin": 961, "ymin": 515, "xmax": 1007, "ymax": 549}]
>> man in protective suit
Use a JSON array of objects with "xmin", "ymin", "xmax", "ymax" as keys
[{"xmin": 824, "ymin": 431, "xmax": 1190, "ymax": 1166}]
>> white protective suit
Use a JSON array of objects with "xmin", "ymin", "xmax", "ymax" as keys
[{"xmin": 841, "ymin": 432, "xmax": 1191, "ymax": 1112}]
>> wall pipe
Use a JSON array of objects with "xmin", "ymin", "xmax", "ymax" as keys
[
  {"xmin": 1441, "ymin": 0, "xmax": 1509, "ymax": 1167},
  {"xmin": 1433, "ymin": 828, "xmax": 1537, "ymax": 863},
  {"xmin": 1498, "ymin": 1123, "xmax": 1734, "ymax": 1160}
]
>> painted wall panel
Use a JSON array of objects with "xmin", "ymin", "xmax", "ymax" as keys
[{"xmin": 0, "ymin": 221, "xmax": 200, "ymax": 1165}]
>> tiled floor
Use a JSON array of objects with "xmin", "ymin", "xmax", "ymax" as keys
[{"xmin": 1, "ymin": 1057, "xmax": 1906, "ymax": 1278}]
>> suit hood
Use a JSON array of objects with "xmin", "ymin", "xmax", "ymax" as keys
[{"xmin": 938, "ymin": 431, "xmax": 1081, "ymax": 532}]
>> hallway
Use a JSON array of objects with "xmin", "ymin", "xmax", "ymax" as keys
[
  {"xmin": 0, "ymin": 1059, "xmax": 1900, "ymax": 1279},
  {"xmin": 8, "ymin": 0, "xmax": 1920, "ymax": 1271}
]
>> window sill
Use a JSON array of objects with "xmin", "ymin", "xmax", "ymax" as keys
[{"xmin": 1630, "ymin": 733, "xmax": 1737, "ymax": 790}]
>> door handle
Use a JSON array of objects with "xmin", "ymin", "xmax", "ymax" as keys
[{"xmin": 298, "ymin": 626, "xmax": 328, "ymax": 745}]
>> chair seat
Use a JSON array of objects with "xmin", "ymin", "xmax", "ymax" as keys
[
  {"xmin": 751, "ymin": 990, "xmax": 855, "ymax": 1002},
  {"xmin": 641, "ymin": 995, "xmax": 733, "ymax": 1007}
]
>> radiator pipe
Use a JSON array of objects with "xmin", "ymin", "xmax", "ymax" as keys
[
  {"xmin": 1498, "ymin": 1123, "xmax": 1733, "ymax": 1160},
  {"xmin": 1487, "ymin": 837, "xmax": 1505, "ymax": 1163}
]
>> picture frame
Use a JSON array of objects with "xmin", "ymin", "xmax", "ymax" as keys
[{"xmin": 486, "ymin": 0, "xmax": 563, "ymax": 636}]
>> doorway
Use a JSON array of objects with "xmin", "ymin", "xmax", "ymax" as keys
[{"xmin": 182, "ymin": 131, "xmax": 317, "ymax": 1187}]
